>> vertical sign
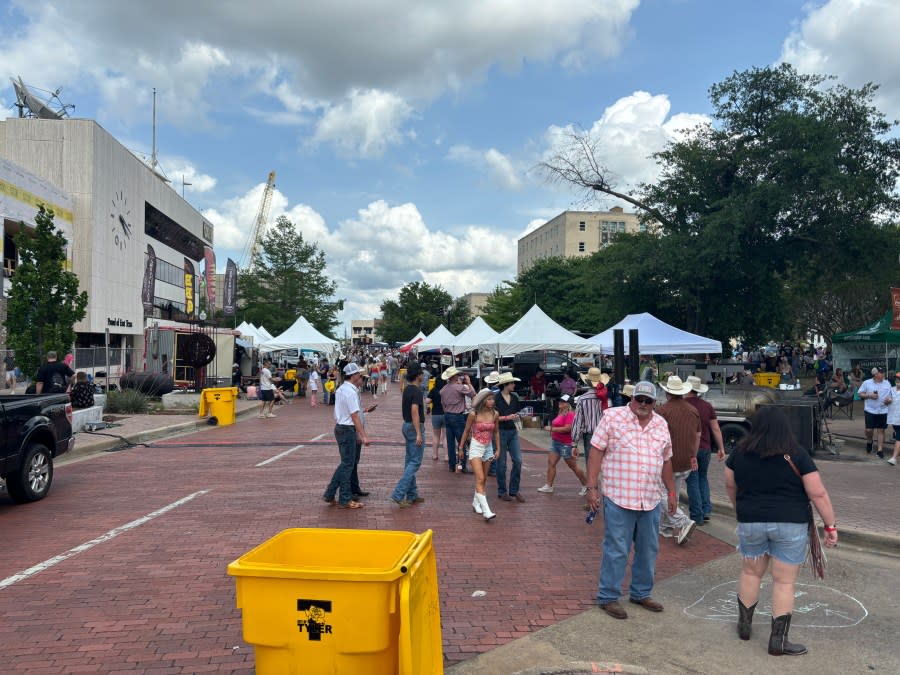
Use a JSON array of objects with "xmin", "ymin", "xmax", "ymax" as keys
[
  {"xmin": 184, "ymin": 258, "xmax": 195, "ymax": 316},
  {"xmin": 892, "ymin": 287, "xmax": 900, "ymax": 331},
  {"xmin": 203, "ymin": 246, "xmax": 216, "ymax": 312},
  {"xmin": 223, "ymin": 258, "xmax": 237, "ymax": 316},
  {"xmin": 141, "ymin": 244, "xmax": 156, "ymax": 316}
]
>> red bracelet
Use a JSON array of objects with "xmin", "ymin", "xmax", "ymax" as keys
[{"xmin": 824, "ymin": 526, "xmax": 837, "ymax": 532}]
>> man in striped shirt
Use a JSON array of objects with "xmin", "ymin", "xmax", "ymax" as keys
[
  {"xmin": 586, "ymin": 380, "xmax": 677, "ymax": 620},
  {"xmin": 572, "ymin": 368, "xmax": 608, "ymax": 455}
]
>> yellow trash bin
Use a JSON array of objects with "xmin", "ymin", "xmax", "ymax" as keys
[
  {"xmin": 198, "ymin": 386, "xmax": 238, "ymax": 425},
  {"xmin": 753, "ymin": 372, "xmax": 780, "ymax": 388},
  {"xmin": 399, "ymin": 368, "xmax": 407, "ymax": 390},
  {"xmin": 227, "ymin": 528, "xmax": 442, "ymax": 675}
]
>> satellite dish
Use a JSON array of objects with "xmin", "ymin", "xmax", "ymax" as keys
[{"xmin": 10, "ymin": 76, "xmax": 74, "ymax": 120}]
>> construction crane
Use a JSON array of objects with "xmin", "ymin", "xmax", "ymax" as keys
[{"xmin": 239, "ymin": 170, "xmax": 276, "ymax": 270}]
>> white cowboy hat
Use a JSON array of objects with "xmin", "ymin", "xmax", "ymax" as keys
[
  {"xmin": 686, "ymin": 375, "xmax": 709, "ymax": 394},
  {"xmin": 471, "ymin": 387, "xmax": 494, "ymax": 409},
  {"xmin": 483, "ymin": 370, "xmax": 501, "ymax": 384},
  {"xmin": 442, "ymin": 365, "xmax": 463, "ymax": 381},
  {"xmin": 579, "ymin": 367, "xmax": 610, "ymax": 385},
  {"xmin": 496, "ymin": 372, "xmax": 520, "ymax": 386},
  {"xmin": 659, "ymin": 375, "xmax": 693, "ymax": 396},
  {"xmin": 622, "ymin": 383, "xmax": 636, "ymax": 399}
]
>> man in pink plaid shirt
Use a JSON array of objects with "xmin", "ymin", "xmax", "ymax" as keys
[{"xmin": 585, "ymin": 380, "xmax": 677, "ymax": 620}]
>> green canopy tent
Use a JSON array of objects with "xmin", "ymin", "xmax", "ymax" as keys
[{"xmin": 831, "ymin": 311, "xmax": 900, "ymax": 374}]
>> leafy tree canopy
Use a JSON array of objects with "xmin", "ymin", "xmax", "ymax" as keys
[
  {"xmin": 6, "ymin": 205, "xmax": 88, "ymax": 376},
  {"xmin": 237, "ymin": 215, "xmax": 343, "ymax": 337},
  {"xmin": 379, "ymin": 282, "xmax": 469, "ymax": 346}
]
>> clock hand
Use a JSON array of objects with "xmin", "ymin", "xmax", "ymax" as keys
[{"xmin": 119, "ymin": 214, "xmax": 132, "ymax": 237}]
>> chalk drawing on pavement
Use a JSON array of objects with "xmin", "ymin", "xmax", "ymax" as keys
[{"xmin": 683, "ymin": 580, "xmax": 867, "ymax": 628}]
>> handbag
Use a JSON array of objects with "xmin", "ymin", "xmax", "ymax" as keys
[{"xmin": 784, "ymin": 454, "xmax": 826, "ymax": 580}]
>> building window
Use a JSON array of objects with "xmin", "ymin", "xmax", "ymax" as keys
[
  {"xmin": 578, "ymin": 242, "xmax": 585, "ymax": 252},
  {"xmin": 619, "ymin": 221, "xmax": 626, "ymax": 232},
  {"xmin": 601, "ymin": 232, "xmax": 608, "ymax": 244},
  {"xmin": 601, "ymin": 221, "xmax": 608, "ymax": 231},
  {"xmin": 639, "ymin": 222, "xmax": 647, "ymax": 232},
  {"xmin": 579, "ymin": 221, "xmax": 586, "ymax": 231}
]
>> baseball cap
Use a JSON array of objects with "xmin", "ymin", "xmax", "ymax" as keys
[
  {"xmin": 871, "ymin": 366, "xmax": 883, "ymax": 375},
  {"xmin": 343, "ymin": 362, "xmax": 362, "ymax": 376},
  {"xmin": 632, "ymin": 381, "xmax": 658, "ymax": 400}
]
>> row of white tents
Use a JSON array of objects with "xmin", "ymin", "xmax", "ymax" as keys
[
  {"xmin": 233, "ymin": 304, "xmax": 722, "ymax": 359},
  {"xmin": 402, "ymin": 305, "xmax": 722, "ymax": 357}
]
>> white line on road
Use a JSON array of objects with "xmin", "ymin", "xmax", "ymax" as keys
[
  {"xmin": 256, "ymin": 444, "xmax": 305, "ymax": 466},
  {"xmin": 0, "ymin": 490, "xmax": 210, "ymax": 590},
  {"xmin": 310, "ymin": 433, "xmax": 327, "ymax": 442}
]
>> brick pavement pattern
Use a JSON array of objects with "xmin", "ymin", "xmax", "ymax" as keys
[{"xmin": 1, "ymin": 390, "xmax": 731, "ymax": 672}]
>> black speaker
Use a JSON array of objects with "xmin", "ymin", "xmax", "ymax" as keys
[{"xmin": 761, "ymin": 402, "xmax": 819, "ymax": 455}]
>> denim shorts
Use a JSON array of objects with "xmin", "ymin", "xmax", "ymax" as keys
[
  {"xmin": 550, "ymin": 439, "xmax": 574, "ymax": 459},
  {"xmin": 431, "ymin": 413, "xmax": 445, "ymax": 430},
  {"xmin": 737, "ymin": 522, "xmax": 808, "ymax": 565},
  {"xmin": 467, "ymin": 438, "xmax": 494, "ymax": 461}
]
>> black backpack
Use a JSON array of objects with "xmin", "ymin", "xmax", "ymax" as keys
[{"xmin": 49, "ymin": 371, "xmax": 67, "ymax": 393}]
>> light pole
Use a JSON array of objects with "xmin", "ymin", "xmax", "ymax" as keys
[{"xmin": 181, "ymin": 175, "xmax": 192, "ymax": 198}]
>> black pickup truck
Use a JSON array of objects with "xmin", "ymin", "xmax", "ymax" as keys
[{"xmin": 1, "ymin": 394, "xmax": 75, "ymax": 503}]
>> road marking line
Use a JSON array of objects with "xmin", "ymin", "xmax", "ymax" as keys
[
  {"xmin": 256, "ymin": 444, "xmax": 305, "ymax": 466},
  {"xmin": 310, "ymin": 433, "xmax": 327, "ymax": 442},
  {"xmin": 0, "ymin": 490, "xmax": 209, "ymax": 590}
]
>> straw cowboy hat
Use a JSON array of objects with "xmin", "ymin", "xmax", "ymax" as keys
[
  {"xmin": 483, "ymin": 371, "xmax": 501, "ymax": 384},
  {"xmin": 471, "ymin": 387, "xmax": 494, "ymax": 408},
  {"xmin": 686, "ymin": 375, "xmax": 709, "ymax": 394},
  {"xmin": 622, "ymin": 383, "xmax": 636, "ymax": 399},
  {"xmin": 442, "ymin": 366, "xmax": 463, "ymax": 381},
  {"xmin": 580, "ymin": 367, "xmax": 610, "ymax": 386},
  {"xmin": 659, "ymin": 375, "xmax": 693, "ymax": 396},
  {"xmin": 496, "ymin": 372, "xmax": 520, "ymax": 386}
]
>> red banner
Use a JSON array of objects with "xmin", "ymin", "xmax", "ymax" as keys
[{"xmin": 892, "ymin": 287, "xmax": 900, "ymax": 330}]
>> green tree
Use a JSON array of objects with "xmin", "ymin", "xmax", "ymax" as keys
[
  {"xmin": 542, "ymin": 64, "xmax": 900, "ymax": 345},
  {"xmin": 6, "ymin": 205, "xmax": 88, "ymax": 377},
  {"xmin": 379, "ymin": 282, "xmax": 453, "ymax": 345},
  {"xmin": 238, "ymin": 215, "xmax": 343, "ymax": 336}
]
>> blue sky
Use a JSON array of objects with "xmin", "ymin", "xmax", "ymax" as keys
[{"xmin": 1, "ymin": 0, "xmax": 898, "ymax": 336}]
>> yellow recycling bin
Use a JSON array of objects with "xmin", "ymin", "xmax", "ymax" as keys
[
  {"xmin": 227, "ymin": 528, "xmax": 442, "ymax": 675},
  {"xmin": 198, "ymin": 386, "xmax": 238, "ymax": 425},
  {"xmin": 753, "ymin": 372, "xmax": 780, "ymax": 388}
]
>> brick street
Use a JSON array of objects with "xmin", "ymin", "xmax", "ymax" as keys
[{"xmin": 0, "ymin": 387, "xmax": 731, "ymax": 673}]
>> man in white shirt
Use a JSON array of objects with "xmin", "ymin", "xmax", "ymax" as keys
[
  {"xmin": 308, "ymin": 366, "xmax": 321, "ymax": 407},
  {"xmin": 257, "ymin": 358, "xmax": 280, "ymax": 418},
  {"xmin": 323, "ymin": 363, "xmax": 371, "ymax": 509},
  {"xmin": 858, "ymin": 366, "xmax": 894, "ymax": 458}
]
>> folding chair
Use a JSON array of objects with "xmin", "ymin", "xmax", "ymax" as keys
[{"xmin": 829, "ymin": 387, "xmax": 855, "ymax": 420}]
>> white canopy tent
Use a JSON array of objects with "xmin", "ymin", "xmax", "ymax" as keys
[
  {"xmin": 416, "ymin": 324, "xmax": 456, "ymax": 352},
  {"xmin": 399, "ymin": 331, "xmax": 426, "ymax": 353},
  {"xmin": 450, "ymin": 316, "xmax": 500, "ymax": 355},
  {"xmin": 479, "ymin": 304, "xmax": 602, "ymax": 357},
  {"xmin": 260, "ymin": 316, "xmax": 338, "ymax": 354},
  {"xmin": 235, "ymin": 321, "xmax": 266, "ymax": 345},
  {"xmin": 257, "ymin": 326, "xmax": 275, "ymax": 343},
  {"xmin": 589, "ymin": 312, "xmax": 722, "ymax": 354}
]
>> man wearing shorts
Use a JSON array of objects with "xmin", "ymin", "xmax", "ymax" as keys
[
  {"xmin": 858, "ymin": 367, "xmax": 893, "ymax": 458},
  {"xmin": 887, "ymin": 372, "xmax": 900, "ymax": 466},
  {"xmin": 258, "ymin": 358, "xmax": 279, "ymax": 418}
]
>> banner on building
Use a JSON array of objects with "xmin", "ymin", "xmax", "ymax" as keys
[
  {"xmin": 184, "ymin": 258, "xmax": 195, "ymax": 316},
  {"xmin": 892, "ymin": 287, "xmax": 900, "ymax": 331},
  {"xmin": 141, "ymin": 245, "xmax": 157, "ymax": 316},
  {"xmin": 223, "ymin": 258, "xmax": 237, "ymax": 316},
  {"xmin": 203, "ymin": 246, "xmax": 216, "ymax": 312}
]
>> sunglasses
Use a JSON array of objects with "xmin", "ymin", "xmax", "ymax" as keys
[{"xmin": 633, "ymin": 396, "xmax": 654, "ymax": 404}]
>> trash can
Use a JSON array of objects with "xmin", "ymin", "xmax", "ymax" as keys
[
  {"xmin": 399, "ymin": 368, "xmax": 407, "ymax": 390},
  {"xmin": 198, "ymin": 386, "xmax": 238, "ymax": 425},
  {"xmin": 227, "ymin": 528, "xmax": 442, "ymax": 675},
  {"xmin": 753, "ymin": 372, "xmax": 780, "ymax": 388}
]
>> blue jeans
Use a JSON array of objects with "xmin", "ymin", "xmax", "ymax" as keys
[
  {"xmin": 392, "ymin": 422, "xmax": 424, "ymax": 501},
  {"xmin": 598, "ymin": 497, "xmax": 661, "ymax": 604},
  {"xmin": 445, "ymin": 413, "xmax": 467, "ymax": 471},
  {"xmin": 495, "ymin": 428, "xmax": 522, "ymax": 497},
  {"xmin": 324, "ymin": 425, "xmax": 357, "ymax": 505},
  {"xmin": 685, "ymin": 449, "xmax": 712, "ymax": 523}
]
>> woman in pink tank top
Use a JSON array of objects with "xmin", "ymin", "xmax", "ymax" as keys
[{"xmin": 459, "ymin": 388, "xmax": 501, "ymax": 520}]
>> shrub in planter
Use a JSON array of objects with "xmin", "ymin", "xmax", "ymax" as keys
[{"xmin": 106, "ymin": 389, "xmax": 149, "ymax": 414}]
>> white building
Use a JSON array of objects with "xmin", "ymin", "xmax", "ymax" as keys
[{"xmin": 0, "ymin": 117, "xmax": 219, "ymax": 377}]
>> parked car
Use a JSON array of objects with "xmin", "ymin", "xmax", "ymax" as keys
[
  {"xmin": 1, "ymin": 394, "xmax": 75, "ymax": 503},
  {"xmin": 512, "ymin": 350, "xmax": 587, "ymax": 386}
]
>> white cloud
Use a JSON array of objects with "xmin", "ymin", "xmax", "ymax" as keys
[
  {"xmin": 521, "ymin": 218, "xmax": 546, "ymax": 236},
  {"xmin": 781, "ymin": 0, "xmax": 900, "ymax": 117},
  {"xmin": 158, "ymin": 158, "xmax": 217, "ymax": 193},
  {"xmin": 448, "ymin": 145, "xmax": 523, "ymax": 190},
  {"xmin": 544, "ymin": 91, "xmax": 710, "ymax": 189},
  {"xmin": 312, "ymin": 89, "xmax": 415, "ymax": 158},
  {"xmin": 0, "ymin": 0, "xmax": 639, "ymax": 155}
]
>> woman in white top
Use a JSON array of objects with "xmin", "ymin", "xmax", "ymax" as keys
[
  {"xmin": 308, "ymin": 367, "xmax": 321, "ymax": 407},
  {"xmin": 886, "ymin": 372, "xmax": 900, "ymax": 466}
]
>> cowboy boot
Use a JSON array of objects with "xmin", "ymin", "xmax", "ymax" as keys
[
  {"xmin": 737, "ymin": 597, "xmax": 757, "ymax": 640},
  {"xmin": 476, "ymin": 493, "xmax": 496, "ymax": 520},
  {"xmin": 768, "ymin": 614, "xmax": 807, "ymax": 656},
  {"xmin": 472, "ymin": 493, "xmax": 483, "ymax": 514}
]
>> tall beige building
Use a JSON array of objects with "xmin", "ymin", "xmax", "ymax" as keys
[
  {"xmin": 460, "ymin": 292, "xmax": 490, "ymax": 317},
  {"xmin": 517, "ymin": 207, "xmax": 645, "ymax": 274}
]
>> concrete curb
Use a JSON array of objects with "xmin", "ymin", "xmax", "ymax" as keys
[{"xmin": 61, "ymin": 405, "xmax": 260, "ymax": 463}]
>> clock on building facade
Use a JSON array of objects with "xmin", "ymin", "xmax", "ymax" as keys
[{"xmin": 109, "ymin": 190, "xmax": 133, "ymax": 251}]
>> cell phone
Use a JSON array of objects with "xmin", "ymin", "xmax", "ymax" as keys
[
  {"xmin": 365, "ymin": 404, "xmax": 378, "ymax": 412},
  {"xmin": 585, "ymin": 509, "xmax": 598, "ymax": 525}
]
